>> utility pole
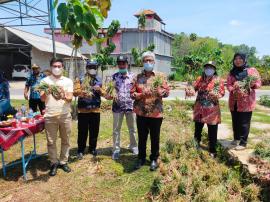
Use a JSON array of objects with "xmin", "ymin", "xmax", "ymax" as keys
[{"xmin": 48, "ymin": 0, "xmax": 56, "ymax": 58}]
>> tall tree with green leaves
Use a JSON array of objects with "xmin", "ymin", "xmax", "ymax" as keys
[
  {"xmin": 189, "ymin": 33, "xmax": 197, "ymax": 41},
  {"xmin": 96, "ymin": 20, "xmax": 120, "ymax": 79},
  {"xmin": 56, "ymin": 0, "xmax": 111, "ymax": 49},
  {"xmin": 138, "ymin": 13, "xmax": 146, "ymax": 29},
  {"xmin": 131, "ymin": 44, "xmax": 155, "ymax": 67}
]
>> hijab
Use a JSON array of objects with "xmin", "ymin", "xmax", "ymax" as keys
[{"xmin": 230, "ymin": 53, "xmax": 249, "ymax": 81}]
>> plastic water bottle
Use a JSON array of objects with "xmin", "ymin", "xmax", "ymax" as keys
[
  {"xmin": 21, "ymin": 104, "xmax": 26, "ymax": 117},
  {"xmin": 28, "ymin": 109, "xmax": 34, "ymax": 118},
  {"xmin": 15, "ymin": 111, "xmax": 22, "ymax": 120},
  {"xmin": 15, "ymin": 111, "xmax": 22, "ymax": 127},
  {"xmin": 28, "ymin": 109, "xmax": 35, "ymax": 123}
]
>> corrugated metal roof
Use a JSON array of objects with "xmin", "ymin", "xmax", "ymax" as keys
[
  {"xmin": 5, "ymin": 27, "xmax": 84, "ymax": 58},
  {"xmin": 0, "ymin": 0, "xmax": 13, "ymax": 4}
]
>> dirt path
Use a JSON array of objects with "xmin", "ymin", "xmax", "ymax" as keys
[
  {"xmin": 0, "ymin": 136, "xmax": 115, "ymax": 202},
  {"xmin": 218, "ymin": 123, "xmax": 258, "ymax": 175}
]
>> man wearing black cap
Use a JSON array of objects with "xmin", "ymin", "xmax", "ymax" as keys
[
  {"xmin": 74, "ymin": 59, "xmax": 104, "ymax": 159},
  {"xmin": 105, "ymin": 55, "xmax": 138, "ymax": 160}
]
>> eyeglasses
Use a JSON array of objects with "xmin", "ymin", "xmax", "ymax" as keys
[{"xmin": 143, "ymin": 59, "xmax": 154, "ymax": 62}]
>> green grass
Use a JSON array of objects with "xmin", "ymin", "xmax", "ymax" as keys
[
  {"xmin": 260, "ymin": 85, "xmax": 270, "ymax": 90},
  {"xmin": 252, "ymin": 112, "xmax": 270, "ymax": 123},
  {"xmin": 0, "ymin": 100, "xmax": 163, "ymax": 201},
  {"xmin": 254, "ymin": 141, "xmax": 270, "ymax": 162}
]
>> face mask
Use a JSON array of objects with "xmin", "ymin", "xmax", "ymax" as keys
[
  {"xmin": 52, "ymin": 67, "xmax": 63, "ymax": 76},
  {"xmin": 143, "ymin": 63, "xmax": 154, "ymax": 72},
  {"xmin": 204, "ymin": 68, "xmax": 215, "ymax": 77},
  {"xmin": 119, "ymin": 68, "xmax": 128, "ymax": 74},
  {"xmin": 87, "ymin": 69, "xmax": 97, "ymax": 75},
  {"xmin": 33, "ymin": 70, "xmax": 39, "ymax": 75}
]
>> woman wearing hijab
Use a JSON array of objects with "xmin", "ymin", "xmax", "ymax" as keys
[
  {"xmin": 227, "ymin": 53, "xmax": 261, "ymax": 150},
  {"xmin": 190, "ymin": 61, "xmax": 225, "ymax": 158}
]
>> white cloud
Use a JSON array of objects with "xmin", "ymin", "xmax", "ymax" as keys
[{"xmin": 229, "ymin": 20, "xmax": 241, "ymax": 26}]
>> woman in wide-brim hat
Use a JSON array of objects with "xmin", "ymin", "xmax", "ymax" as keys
[{"xmin": 190, "ymin": 61, "xmax": 225, "ymax": 158}]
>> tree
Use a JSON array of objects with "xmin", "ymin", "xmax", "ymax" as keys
[
  {"xmin": 189, "ymin": 33, "xmax": 197, "ymax": 41},
  {"xmin": 56, "ymin": 0, "xmax": 108, "ymax": 49},
  {"xmin": 261, "ymin": 55, "xmax": 270, "ymax": 66},
  {"xmin": 96, "ymin": 20, "xmax": 120, "ymax": 79},
  {"xmin": 87, "ymin": 0, "xmax": 111, "ymax": 18},
  {"xmin": 55, "ymin": 0, "xmax": 112, "ymax": 118},
  {"xmin": 138, "ymin": 14, "xmax": 146, "ymax": 30},
  {"xmin": 233, "ymin": 44, "xmax": 259, "ymax": 66},
  {"xmin": 131, "ymin": 44, "xmax": 155, "ymax": 67},
  {"xmin": 171, "ymin": 31, "xmax": 265, "ymax": 81},
  {"xmin": 172, "ymin": 33, "xmax": 191, "ymax": 67}
]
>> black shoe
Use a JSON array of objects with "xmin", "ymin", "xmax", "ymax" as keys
[
  {"xmin": 77, "ymin": 153, "xmax": 83, "ymax": 160},
  {"xmin": 49, "ymin": 163, "xmax": 58, "ymax": 176},
  {"xmin": 150, "ymin": 160, "xmax": 158, "ymax": 171},
  {"xmin": 59, "ymin": 164, "xmax": 71, "ymax": 173},
  {"xmin": 90, "ymin": 149, "xmax": 98, "ymax": 156},
  {"xmin": 135, "ymin": 159, "xmax": 145, "ymax": 170}
]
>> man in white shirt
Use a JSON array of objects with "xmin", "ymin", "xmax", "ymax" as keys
[{"xmin": 40, "ymin": 58, "xmax": 73, "ymax": 176}]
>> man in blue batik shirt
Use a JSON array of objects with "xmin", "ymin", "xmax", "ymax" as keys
[
  {"xmin": 105, "ymin": 55, "xmax": 138, "ymax": 160},
  {"xmin": 24, "ymin": 64, "xmax": 46, "ymax": 113}
]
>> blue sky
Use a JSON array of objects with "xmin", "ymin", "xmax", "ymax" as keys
[
  {"xmin": 103, "ymin": 0, "xmax": 270, "ymax": 57},
  {"xmin": 12, "ymin": 0, "xmax": 270, "ymax": 56}
]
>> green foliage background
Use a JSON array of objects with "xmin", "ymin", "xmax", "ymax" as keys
[{"xmin": 171, "ymin": 32, "xmax": 270, "ymax": 83}]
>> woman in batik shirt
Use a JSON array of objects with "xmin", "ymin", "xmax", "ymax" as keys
[
  {"xmin": 227, "ymin": 53, "xmax": 261, "ymax": 150},
  {"xmin": 187, "ymin": 61, "xmax": 225, "ymax": 158}
]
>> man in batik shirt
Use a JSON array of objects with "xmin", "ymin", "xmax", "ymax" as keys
[
  {"xmin": 106, "ymin": 55, "xmax": 138, "ymax": 160},
  {"xmin": 130, "ymin": 51, "xmax": 170, "ymax": 171}
]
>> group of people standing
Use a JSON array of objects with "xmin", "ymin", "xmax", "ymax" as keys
[
  {"xmin": 186, "ymin": 53, "xmax": 261, "ymax": 158},
  {"xmin": 28, "ymin": 51, "xmax": 169, "ymax": 176},
  {"xmin": 1, "ymin": 51, "xmax": 261, "ymax": 177}
]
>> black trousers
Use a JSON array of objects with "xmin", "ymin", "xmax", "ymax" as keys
[
  {"xmin": 29, "ymin": 99, "xmax": 45, "ymax": 113},
  {"xmin": 231, "ymin": 109, "xmax": 252, "ymax": 146},
  {"xmin": 136, "ymin": 115, "xmax": 163, "ymax": 161},
  {"xmin": 77, "ymin": 113, "xmax": 100, "ymax": 153},
  {"xmin": 194, "ymin": 122, "xmax": 218, "ymax": 153}
]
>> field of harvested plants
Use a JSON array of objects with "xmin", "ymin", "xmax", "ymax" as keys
[{"xmin": 0, "ymin": 100, "xmax": 269, "ymax": 201}]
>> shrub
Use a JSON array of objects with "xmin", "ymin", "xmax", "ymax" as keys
[
  {"xmin": 258, "ymin": 66, "xmax": 270, "ymax": 85},
  {"xmin": 259, "ymin": 95, "xmax": 270, "ymax": 107},
  {"xmin": 150, "ymin": 177, "xmax": 162, "ymax": 196},
  {"xmin": 254, "ymin": 141, "xmax": 270, "ymax": 161}
]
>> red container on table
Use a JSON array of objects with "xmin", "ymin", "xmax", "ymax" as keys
[{"xmin": 11, "ymin": 120, "xmax": 17, "ymax": 128}]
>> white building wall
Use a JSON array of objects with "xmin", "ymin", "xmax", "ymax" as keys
[
  {"xmin": 31, "ymin": 47, "xmax": 75, "ymax": 72},
  {"xmin": 155, "ymin": 55, "xmax": 172, "ymax": 75},
  {"xmin": 31, "ymin": 47, "xmax": 53, "ymax": 71}
]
